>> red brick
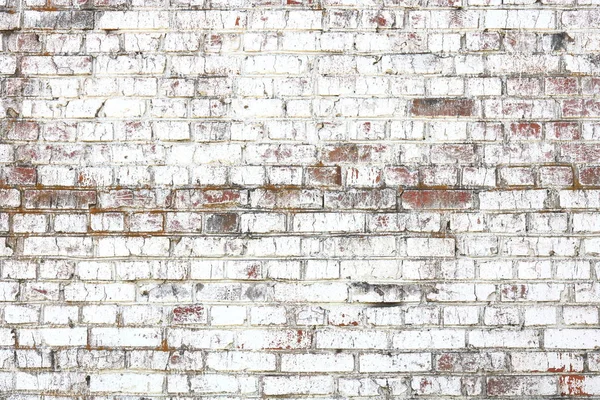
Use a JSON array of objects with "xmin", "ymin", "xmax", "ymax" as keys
[
  {"xmin": 321, "ymin": 144, "xmax": 358, "ymax": 163},
  {"xmin": 545, "ymin": 122, "xmax": 580, "ymax": 140},
  {"xmin": 559, "ymin": 375, "xmax": 588, "ymax": 396},
  {"xmin": 305, "ymin": 166, "xmax": 342, "ymax": 187},
  {"xmin": 2, "ymin": 167, "xmax": 36, "ymax": 185},
  {"xmin": 402, "ymin": 190, "xmax": 473, "ymax": 209},
  {"xmin": 545, "ymin": 77, "xmax": 578, "ymax": 95},
  {"xmin": 172, "ymin": 305, "xmax": 206, "ymax": 324},
  {"xmin": 563, "ymin": 99, "xmax": 600, "ymax": 117},
  {"xmin": 560, "ymin": 144, "xmax": 600, "ymax": 163},
  {"xmin": 3, "ymin": 121, "xmax": 40, "ymax": 141},
  {"xmin": 509, "ymin": 122, "xmax": 542, "ymax": 140},
  {"xmin": 579, "ymin": 167, "xmax": 600, "ymax": 186},
  {"xmin": 540, "ymin": 166, "xmax": 573, "ymax": 187},
  {"xmin": 384, "ymin": 166, "xmax": 419, "ymax": 187}
]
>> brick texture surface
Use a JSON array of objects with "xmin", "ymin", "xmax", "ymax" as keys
[{"xmin": 1, "ymin": 0, "xmax": 600, "ymax": 398}]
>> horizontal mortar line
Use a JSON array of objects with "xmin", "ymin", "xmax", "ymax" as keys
[
  {"xmin": 4, "ymin": 255, "xmax": 599, "ymax": 261},
  {"xmin": 0, "ymin": 300, "xmax": 519, "ymax": 304},
  {"xmin": 0, "ymin": 300, "xmax": 595, "ymax": 306},
  {"xmin": 1, "ymin": 277, "xmax": 596, "ymax": 282},
  {"xmin": 6, "ymin": 231, "xmax": 600, "ymax": 236}
]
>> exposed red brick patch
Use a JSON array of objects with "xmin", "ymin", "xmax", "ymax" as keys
[
  {"xmin": 546, "ymin": 77, "xmax": 578, "ymax": 95},
  {"xmin": 545, "ymin": 122, "xmax": 580, "ymax": 140},
  {"xmin": 402, "ymin": 190, "xmax": 473, "ymax": 209},
  {"xmin": 384, "ymin": 166, "xmax": 419, "ymax": 186},
  {"xmin": 437, "ymin": 353, "xmax": 454, "ymax": 371},
  {"xmin": 486, "ymin": 376, "xmax": 553, "ymax": 396},
  {"xmin": 306, "ymin": 166, "xmax": 342, "ymax": 186},
  {"xmin": 563, "ymin": 99, "xmax": 600, "ymax": 117},
  {"xmin": 3, "ymin": 121, "xmax": 40, "ymax": 140},
  {"xmin": 559, "ymin": 375, "xmax": 588, "ymax": 396},
  {"xmin": 173, "ymin": 305, "xmax": 205, "ymax": 324},
  {"xmin": 510, "ymin": 122, "xmax": 542, "ymax": 140},
  {"xmin": 2, "ymin": 167, "xmax": 36, "ymax": 185},
  {"xmin": 411, "ymin": 98, "xmax": 475, "ymax": 117},
  {"xmin": 322, "ymin": 144, "xmax": 358, "ymax": 163},
  {"xmin": 579, "ymin": 167, "xmax": 600, "ymax": 186},
  {"xmin": 487, "ymin": 377, "xmax": 511, "ymax": 396},
  {"xmin": 203, "ymin": 191, "xmax": 240, "ymax": 205},
  {"xmin": 561, "ymin": 144, "xmax": 600, "ymax": 163}
]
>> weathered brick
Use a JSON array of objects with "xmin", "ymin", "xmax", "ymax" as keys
[
  {"xmin": 402, "ymin": 190, "xmax": 473, "ymax": 209},
  {"xmin": 411, "ymin": 98, "xmax": 476, "ymax": 117},
  {"xmin": 0, "ymin": 0, "xmax": 596, "ymax": 397}
]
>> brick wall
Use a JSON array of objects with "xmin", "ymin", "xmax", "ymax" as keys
[{"xmin": 1, "ymin": 0, "xmax": 600, "ymax": 397}]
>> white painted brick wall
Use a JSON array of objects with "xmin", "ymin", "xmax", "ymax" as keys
[{"xmin": 0, "ymin": 0, "xmax": 599, "ymax": 397}]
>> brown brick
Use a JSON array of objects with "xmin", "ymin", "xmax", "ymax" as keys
[{"xmin": 411, "ymin": 98, "xmax": 475, "ymax": 117}]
